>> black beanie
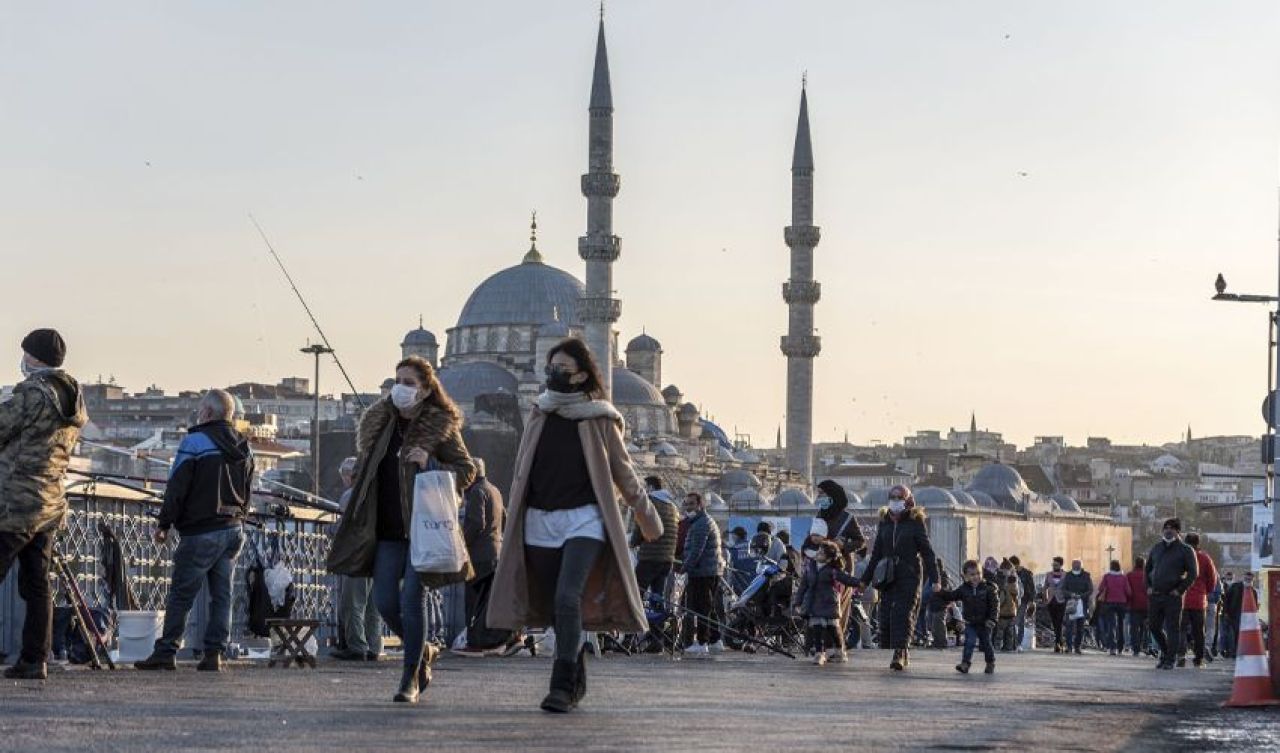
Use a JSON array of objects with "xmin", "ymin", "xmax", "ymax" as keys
[{"xmin": 22, "ymin": 328, "xmax": 66, "ymax": 368}]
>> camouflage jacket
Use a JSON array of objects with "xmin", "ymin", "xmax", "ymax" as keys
[{"xmin": 0, "ymin": 370, "xmax": 87, "ymax": 534}]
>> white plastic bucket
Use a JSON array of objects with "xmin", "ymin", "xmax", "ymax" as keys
[{"xmin": 117, "ymin": 610, "xmax": 164, "ymax": 662}]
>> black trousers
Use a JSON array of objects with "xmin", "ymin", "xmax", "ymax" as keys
[
  {"xmin": 634, "ymin": 560, "xmax": 672, "ymax": 598},
  {"xmin": 1181, "ymin": 608, "xmax": 1206, "ymax": 662},
  {"xmin": 683, "ymin": 575, "xmax": 717, "ymax": 645},
  {"xmin": 525, "ymin": 538, "xmax": 604, "ymax": 662},
  {"xmin": 1148, "ymin": 593, "xmax": 1183, "ymax": 662},
  {"xmin": 1047, "ymin": 600, "xmax": 1066, "ymax": 647},
  {"xmin": 0, "ymin": 530, "xmax": 54, "ymax": 665},
  {"xmin": 1129, "ymin": 609, "xmax": 1149, "ymax": 654}
]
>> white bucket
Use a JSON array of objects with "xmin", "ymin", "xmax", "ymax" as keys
[{"xmin": 117, "ymin": 610, "xmax": 165, "ymax": 662}]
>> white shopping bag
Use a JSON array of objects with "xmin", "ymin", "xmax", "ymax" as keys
[{"xmin": 409, "ymin": 470, "xmax": 469, "ymax": 574}]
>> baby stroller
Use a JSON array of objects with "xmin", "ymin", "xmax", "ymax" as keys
[{"xmin": 725, "ymin": 558, "xmax": 805, "ymax": 654}]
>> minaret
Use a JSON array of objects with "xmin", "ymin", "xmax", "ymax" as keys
[
  {"xmin": 578, "ymin": 14, "xmax": 621, "ymax": 395},
  {"xmin": 781, "ymin": 79, "xmax": 821, "ymax": 483}
]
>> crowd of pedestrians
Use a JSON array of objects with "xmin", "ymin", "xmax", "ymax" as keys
[{"xmin": 0, "ymin": 330, "xmax": 1263, "ymax": 715}]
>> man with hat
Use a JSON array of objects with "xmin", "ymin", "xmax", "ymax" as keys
[{"xmin": 0, "ymin": 328, "xmax": 86, "ymax": 679}]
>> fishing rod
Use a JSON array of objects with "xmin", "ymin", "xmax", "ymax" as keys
[
  {"xmin": 248, "ymin": 213, "xmax": 367, "ymax": 412},
  {"xmin": 653, "ymin": 594, "xmax": 796, "ymax": 659}
]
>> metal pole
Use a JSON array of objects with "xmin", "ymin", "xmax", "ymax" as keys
[
  {"xmin": 1272, "ymin": 190, "xmax": 1280, "ymax": 544},
  {"xmin": 301, "ymin": 343, "xmax": 333, "ymax": 500}
]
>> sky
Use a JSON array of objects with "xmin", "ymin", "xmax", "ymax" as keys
[{"xmin": 3, "ymin": 1, "xmax": 1280, "ymax": 449}]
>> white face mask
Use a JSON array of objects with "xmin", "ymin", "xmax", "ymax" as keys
[
  {"xmin": 802, "ymin": 546, "xmax": 818, "ymax": 559},
  {"xmin": 1162, "ymin": 531, "xmax": 1176, "ymax": 542},
  {"xmin": 1071, "ymin": 568, "xmax": 1082, "ymax": 575},
  {"xmin": 390, "ymin": 384, "xmax": 422, "ymax": 410},
  {"xmin": 889, "ymin": 499, "xmax": 906, "ymax": 514},
  {"xmin": 19, "ymin": 358, "xmax": 34, "ymax": 378}
]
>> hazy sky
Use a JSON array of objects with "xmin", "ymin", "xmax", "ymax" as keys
[{"xmin": 3, "ymin": 2, "xmax": 1280, "ymax": 449}]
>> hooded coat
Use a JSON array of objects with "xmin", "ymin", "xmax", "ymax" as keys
[
  {"xmin": 487, "ymin": 397, "xmax": 663, "ymax": 633},
  {"xmin": 860, "ymin": 506, "xmax": 938, "ymax": 649},
  {"xmin": 327, "ymin": 396, "xmax": 476, "ymax": 585},
  {"xmin": 815, "ymin": 479, "xmax": 867, "ymax": 572},
  {"xmin": 0, "ymin": 370, "xmax": 87, "ymax": 534}
]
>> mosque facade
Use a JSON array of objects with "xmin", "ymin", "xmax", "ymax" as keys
[{"xmin": 394, "ymin": 18, "xmax": 807, "ymax": 509}]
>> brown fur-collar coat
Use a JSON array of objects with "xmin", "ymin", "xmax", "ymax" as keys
[{"xmin": 327, "ymin": 397, "xmax": 476, "ymax": 581}]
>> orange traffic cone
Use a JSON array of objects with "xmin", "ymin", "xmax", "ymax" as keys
[{"xmin": 1222, "ymin": 585, "xmax": 1280, "ymax": 707}]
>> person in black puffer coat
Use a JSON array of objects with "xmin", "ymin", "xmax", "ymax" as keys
[{"xmin": 859, "ymin": 484, "xmax": 939, "ymax": 671}]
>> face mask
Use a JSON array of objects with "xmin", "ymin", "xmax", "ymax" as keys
[
  {"xmin": 1071, "ymin": 568, "xmax": 1082, "ymax": 575},
  {"xmin": 19, "ymin": 358, "xmax": 33, "ymax": 378},
  {"xmin": 817, "ymin": 496, "xmax": 833, "ymax": 511},
  {"xmin": 888, "ymin": 499, "xmax": 905, "ymax": 514},
  {"xmin": 1162, "ymin": 531, "xmax": 1176, "ymax": 542},
  {"xmin": 390, "ymin": 384, "xmax": 422, "ymax": 410},
  {"xmin": 544, "ymin": 365, "xmax": 579, "ymax": 393},
  {"xmin": 802, "ymin": 546, "xmax": 818, "ymax": 559}
]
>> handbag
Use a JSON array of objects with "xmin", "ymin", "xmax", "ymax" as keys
[
  {"xmin": 871, "ymin": 523, "xmax": 900, "ymax": 589},
  {"xmin": 409, "ymin": 470, "xmax": 470, "ymax": 574}
]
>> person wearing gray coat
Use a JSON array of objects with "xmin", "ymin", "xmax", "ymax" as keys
[{"xmin": 681, "ymin": 493, "xmax": 723, "ymax": 653}]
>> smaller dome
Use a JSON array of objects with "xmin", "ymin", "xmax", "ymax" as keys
[
  {"xmin": 611, "ymin": 367, "xmax": 667, "ymax": 407},
  {"xmin": 661, "ymin": 384, "xmax": 683, "ymax": 399},
  {"xmin": 1050, "ymin": 494, "xmax": 1083, "ymax": 515},
  {"xmin": 705, "ymin": 491, "xmax": 728, "ymax": 510},
  {"xmin": 951, "ymin": 490, "xmax": 979, "ymax": 507},
  {"xmin": 734, "ymin": 449, "xmax": 761, "ymax": 464},
  {"xmin": 436, "ymin": 361, "xmax": 519, "ymax": 403},
  {"xmin": 915, "ymin": 487, "xmax": 958, "ymax": 509},
  {"xmin": 626, "ymin": 333, "xmax": 662, "ymax": 353},
  {"xmin": 653, "ymin": 441, "xmax": 679, "ymax": 458},
  {"xmin": 772, "ymin": 489, "xmax": 813, "ymax": 508},
  {"xmin": 969, "ymin": 490, "xmax": 999, "ymax": 509},
  {"xmin": 401, "ymin": 326, "xmax": 438, "ymax": 347},
  {"xmin": 678, "ymin": 402, "xmax": 700, "ymax": 416},
  {"xmin": 719, "ymin": 469, "xmax": 762, "ymax": 494},
  {"xmin": 863, "ymin": 488, "xmax": 890, "ymax": 509},
  {"xmin": 729, "ymin": 487, "xmax": 768, "ymax": 509}
]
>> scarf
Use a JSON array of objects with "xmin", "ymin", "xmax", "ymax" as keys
[{"xmin": 534, "ymin": 390, "xmax": 624, "ymax": 424}]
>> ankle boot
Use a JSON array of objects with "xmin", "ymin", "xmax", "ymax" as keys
[
  {"xmin": 890, "ymin": 649, "xmax": 904, "ymax": 671},
  {"xmin": 572, "ymin": 645, "xmax": 587, "ymax": 704},
  {"xmin": 394, "ymin": 661, "xmax": 421, "ymax": 703},
  {"xmin": 541, "ymin": 660, "xmax": 578, "ymax": 713},
  {"xmin": 3, "ymin": 660, "xmax": 47, "ymax": 680},
  {"xmin": 418, "ymin": 644, "xmax": 438, "ymax": 691}
]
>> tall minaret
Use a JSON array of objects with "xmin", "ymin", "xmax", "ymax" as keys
[
  {"xmin": 578, "ymin": 15, "xmax": 621, "ymax": 395},
  {"xmin": 781, "ymin": 80, "xmax": 821, "ymax": 483}
]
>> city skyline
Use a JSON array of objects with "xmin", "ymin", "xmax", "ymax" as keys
[{"xmin": 3, "ymin": 2, "xmax": 1280, "ymax": 449}]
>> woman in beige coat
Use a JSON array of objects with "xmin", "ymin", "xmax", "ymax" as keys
[{"xmin": 487, "ymin": 338, "xmax": 662, "ymax": 713}]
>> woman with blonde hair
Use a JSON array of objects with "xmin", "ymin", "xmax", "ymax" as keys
[{"xmin": 328, "ymin": 356, "xmax": 475, "ymax": 703}]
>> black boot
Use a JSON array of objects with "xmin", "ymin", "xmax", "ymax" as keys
[
  {"xmin": 889, "ymin": 649, "xmax": 904, "ymax": 671},
  {"xmin": 3, "ymin": 661, "xmax": 47, "ymax": 680},
  {"xmin": 541, "ymin": 660, "xmax": 578, "ymax": 713},
  {"xmin": 572, "ymin": 645, "xmax": 587, "ymax": 705},
  {"xmin": 394, "ymin": 661, "xmax": 421, "ymax": 703},
  {"xmin": 134, "ymin": 652, "xmax": 177, "ymax": 671},
  {"xmin": 196, "ymin": 653, "xmax": 223, "ymax": 672}
]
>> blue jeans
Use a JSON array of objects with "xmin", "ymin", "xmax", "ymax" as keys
[
  {"xmin": 1099, "ymin": 604, "xmax": 1126, "ymax": 650},
  {"xmin": 1064, "ymin": 617, "xmax": 1085, "ymax": 651},
  {"xmin": 962, "ymin": 624, "xmax": 995, "ymax": 665},
  {"xmin": 156, "ymin": 527, "xmax": 245, "ymax": 656},
  {"xmin": 372, "ymin": 540, "xmax": 428, "ymax": 670}
]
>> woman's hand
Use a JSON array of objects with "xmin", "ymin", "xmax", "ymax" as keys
[
  {"xmin": 932, "ymin": 582, "xmax": 942, "ymax": 594},
  {"xmin": 405, "ymin": 447, "xmax": 430, "ymax": 469}
]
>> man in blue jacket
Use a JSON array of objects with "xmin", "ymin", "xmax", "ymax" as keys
[
  {"xmin": 137, "ymin": 390, "xmax": 254, "ymax": 672},
  {"xmin": 680, "ymin": 492, "xmax": 723, "ymax": 656}
]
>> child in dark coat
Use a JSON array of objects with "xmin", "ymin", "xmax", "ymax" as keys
[
  {"xmin": 935, "ymin": 559, "xmax": 1000, "ymax": 674},
  {"xmin": 794, "ymin": 541, "xmax": 860, "ymax": 665}
]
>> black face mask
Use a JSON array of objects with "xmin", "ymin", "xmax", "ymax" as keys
[{"xmin": 544, "ymin": 365, "xmax": 580, "ymax": 393}]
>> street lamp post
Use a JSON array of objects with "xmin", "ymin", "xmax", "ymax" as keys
[
  {"xmin": 1211, "ymin": 200, "xmax": 1280, "ymax": 557},
  {"xmin": 301, "ymin": 343, "xmax": 333, "ymax": 500}
]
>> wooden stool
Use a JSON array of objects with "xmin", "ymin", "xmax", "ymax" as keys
[{"xmin": 266, "ymin": 619, "xmax": 321, "ymax": 668}]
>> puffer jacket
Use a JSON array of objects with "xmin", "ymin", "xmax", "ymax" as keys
[
  {"xmin": 999, "ymin": 578, "xmax": 1020, "ymax": 619},
  {"xmin": 682, "ymin": 510, "xmax": 724, "ymax": 577},
  {"xmin": 157, "ymin": 420, "xmax": 254, "ymax": 536},
  {"xmin": 794, "ymin": 559, "xmax": 860, "ymax": 619},
  {"xmin": 631, "ymin": 490, "xmax": 679, "ymax": 563},
  {"xmin": 937, "ymin": 579, "xmax": 999, "ymax": 626},
  {"xmin": 0, "ymin": 370, "xmax": 87, "ymax": 534},
  {"xmin": 1145, "ymin": 537, "xmax": 1198, "ymax": 596}
]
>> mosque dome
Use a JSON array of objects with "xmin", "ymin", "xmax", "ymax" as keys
[
  {"xmin": 1050, "ymin": 494, "xmax": 1084, "ymax": 515},
  {"xmin": 611, "ymin": 368, "xmax": 667, "ymax": 407},
  {"xmin": 626, "ymin": 333, "xmax": 662, "ymax": 353},
  {"xmin": 652, "ymin": 441, "xmax": 679, "ymax": 458},
  {"xmin": 968, "ymin": 490, "xmax": 999, "ymax": 509},
  {"xmin": 401, "ymin": 326, "xmax": 438, "ymax": 348},
  {"xmin": 914, "ymin": 487, "xmax": 958, "ymax": 509},
  {"xmin": 951, "ymin": 490, "xmax": 979, "ymax": 507},
  {"xmin": 729, "ymin": 487, "xmax": 767, "ymax": 510},
  {"xmin": 772, "ymin": 488, "xmax": 813, "ymax": 509},
  {"xmin": 436, "ymin": 361, "xmax": 519, "ymax": 403},
  {"xmin": 719, "ymin": 469, "xmax": 762, "ymax": 495},
  {"xmin": 967, "ymin": 464, "xmax": 1033, "ymax": 511},
  {"xmin": 456, "ymin": 257, "xmax": 584, "ymax": 329},
  {"xmin": 863, "ymin": 487, "xmax": 890, "ymax": 509},
  {"xmin": 705, "ymin": 491, "xmax": 728, "ymax": 510}
]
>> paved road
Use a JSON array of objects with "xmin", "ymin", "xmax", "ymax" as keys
[{"xmin": 0, "ymin": 648, "xmax": 1274, "ymax": 752}]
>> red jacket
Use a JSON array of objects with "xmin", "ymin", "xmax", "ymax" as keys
[
  {"xmin": 1182, "ymin": 549, "xmax": 1217, "ymax": 611},
  {"xmin": 1098, "ymin": 571, "xmax": 1131, "ymax": 605},
  {"xmin": 1126, "ymin": 570, "xmax": 1148, "ymax": 611}
]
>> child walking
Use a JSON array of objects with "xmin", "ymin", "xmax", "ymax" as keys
[
  {"xmin": 935, "ymin": 559, "xmax": 999, "ymax": 674},
  {"xmin": 794, "ymin": 541, "xmax": 860, "ymax": 665}
]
